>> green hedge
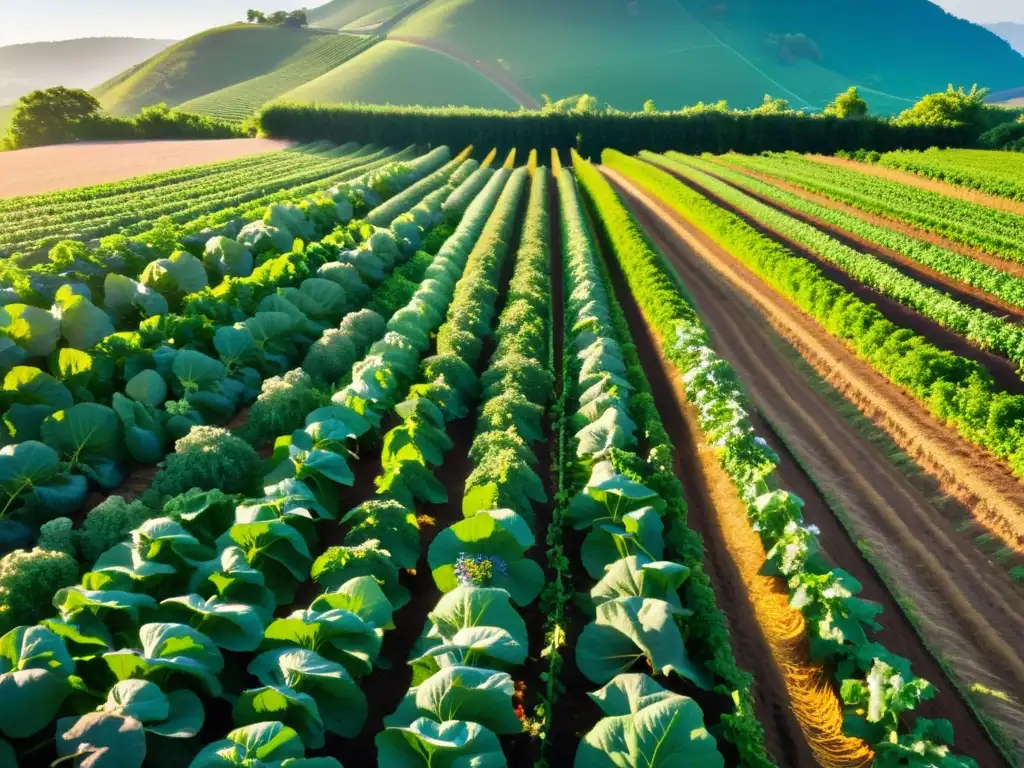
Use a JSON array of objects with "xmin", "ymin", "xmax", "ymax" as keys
[{"xmin": 258, "ymin": 102, "xmax": 972, "ymax": 159}]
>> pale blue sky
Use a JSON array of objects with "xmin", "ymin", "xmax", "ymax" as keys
[{"xmin": 0, "ymin": 0, "xmax": 1021, "ymax": 48}]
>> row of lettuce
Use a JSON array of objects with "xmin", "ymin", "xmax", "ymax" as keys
[
  {"xmin": 589, "ymin": 149, "xmax": 979, "ymax": 766},
  {"xmin": 0, "ymin": 146, "xmax": 466, "ymax": 554},
  {"xmin": 608, "ymin": 153, "xmax": 1024, "ymax": 479},
  {"xmin": 647, "ymin": 153, "xmax": 1024, "ymax": 365},
  {"xmin": 0, "ymin": 142, "xmax": 392, "ymax": 258},
  {"xmin": 545, "ymin": 165, "xmax": 772, "ymax": 767},
  {"xmin": 681, "ymin": 153, "xmax": 1024, "ymax": 313},
  {"xmin": 0, "ymin": 149, "xmax": 528, "ymax": 766},
  {"xmin": 721, "ymin": 151, "xmax": 1024, "ymax": 265}
]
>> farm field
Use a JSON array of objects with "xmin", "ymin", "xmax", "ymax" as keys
[
  {"xmin": 0, "ymin": 138, "xmax": 296, "ymax": 199},
  {"xmin": 2, "ymin": 137, "xmax": 1024, "ymax": 768}
]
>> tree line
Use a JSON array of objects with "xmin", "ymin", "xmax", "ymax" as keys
[{"xmin": 244, "ymin": 8, "xmax": 308, "ymax": 27}]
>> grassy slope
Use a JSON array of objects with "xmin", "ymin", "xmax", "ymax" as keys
[
  {"xmin": 308, "ymin": 0, "xmax": 419, "ymax": 31},
  {"xmin": 0, "ymin": 38, "xmax": 174, "ymax": 104},
  {"xmin": 382, "ymin": 0, "xmax": 1024, "ymax": 113},
  {"xmin": 178, "ymin": 33, "xmax": 373, "ymax": 120},
  {"xmin": 279, "ymin": 40, "xmax": 519, "ymax": 109},
  {"xmin": 97, "ymin": 24, "xmax": 339, "ymax": 115}
]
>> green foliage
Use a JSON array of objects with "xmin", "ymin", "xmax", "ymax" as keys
[
  {"xmin": 76, "ymin": 495, "xmax": 152, "ymax": 564},
  {"xmin": 245, "ymin": 371, "xmax": 330, "ymax": 447},
  {"xmin": 895, "ymin": 84, "xmax": 988, "ymax": 130},
  {"xmin": 0, "ymin": 547, "xmax": 77, "ymax": 632},
  {"xmin": 825, "ymin": 86, "xmax": 869, "ymax": 119},
  {"xmin": 259, "ymin": 102, "xmax": 971, "ymax": 161},
  {"xmin": 5, "ymin": 87, "xmax": 101, "ymax": 149},
  {"xmin": 37, "ymin": 517, "xmax": 75, "ymax": 557},
  {"xmin": 147, "ymin": 426, "xmax": 261, "ymax": 505}
]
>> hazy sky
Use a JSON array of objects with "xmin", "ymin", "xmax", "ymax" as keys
[
  {"xmin": 0, "ymin": 1, "xmax": 307, "ymax": 47},
  {"xmin": 0, "ymin": 0, "xmax": 1023, "ymax": 48}
]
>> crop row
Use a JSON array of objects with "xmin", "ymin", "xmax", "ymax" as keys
[
  {"xmin": 0, "ymin": 147, "xmax": 461, "ymax": 555},
  {"xmin": 552, "ymin": 165, "xmax": 773, "ymax": 767},
  {"xmin": 0, "ymin": 152, "xmax": 512, "ymax": 767},
  {"xmin": 0, "ymin": 142, "xmax": 339, "ymax": 215},
  {"xmin": 675, "ymin": 153, "xmax": 1024, "ymax": 311},
  {"xmin": 875, "ymin": 148, "xmax": 1024, "ymax": 202},
  {"xmin": 721, "ymin": 152, "xmax": 1024, "ymax": 264},
  {"xmin": 369, "ymin": 166, "xmax": 536, "ymax": 765},
  {"xmin": 0, "ymin": 144, "xmax": 399, "ymax": 257},
  {"xmin": 0, "ymin": 143, "xmax": 347, "ymax": 226},
  {"xmin": 606, "ymin": 151, "xmax": 1024, "ymax": 477},
  {"xmin": 578, "ymin": 151, "xmax": 979, "ymax": 766},
  {"xmin": 648, "ymin": 153, "xmax": 1024, "ymax": 364}
]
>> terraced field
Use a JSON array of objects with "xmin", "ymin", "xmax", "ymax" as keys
[
  {"xmin": 179, "ymin": 34, "xmax": 375, "ymax": 121},
  {"xmin": 2, "ymin": 136, "xmax": 1023, "ymax": 768}
]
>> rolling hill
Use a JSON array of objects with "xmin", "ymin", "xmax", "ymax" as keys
[
  {"xmin": 988, "ymin": 22, "xmax": 1024, "ymax": 55},
  {"xmin": 94, "ymin": 24, "xmax": 343, "ymax": 116},
  {"xmin": 279, "ymin": 39, "xmax": 519, "ymax": 109},
  {"xmin": 177, "ymin": 33, "xmax": 373, "ymax": 121},
  {"xmin": 307, "ymin": 0, "xmax": 423, "ymax": 31},
  {"xmin": 0, "ymin": 37, "xmax": 173, "ymax": 105},
  {"xmin": 88, "ymin": 0, "xmax": 1024, "ymax": 118}
]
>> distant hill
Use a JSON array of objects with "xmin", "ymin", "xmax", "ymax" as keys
[
  {"xmin": 373, "ymin": 0, "xmax": 1024, "ymax": 113},
  {"xmin": 88, "ymin": 0, "xmax": 1024, "ymax": 119},
  {"xmin": 988, "ymin": 22, "xmax": 1024, "ymax": 55},
  {"xmin": 0, "ymin": 37, "xmax": 174, "ymax": 105},
  {"xmin": 94, "ymin": 24, "xmax": 342, "ymax": 116},
  {"xmin": 308, "ymin": 0, "xmax": 422, "ymax": 31}
]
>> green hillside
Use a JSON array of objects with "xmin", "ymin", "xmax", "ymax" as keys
[
  {"xmin": 280, "ymin": 40, "xmax": 518, "ymax": 109},
  {"xmin": 0, "ymin": 37, "xmax": 174, "ymax": 105},
  {"xmin": 379, "ymin": 0, "xmax": 1024, "ymax": 113},
  {"xmin": 95, "ymin": 24, "xmax": 341, "ymax": 115},
  {"xmin": 308, "ymin": 0, "xmax": 421, "ymax": 31},
  {"xmin": 178, "ymin": 33, "xmax": 373, "ymax": 120}
]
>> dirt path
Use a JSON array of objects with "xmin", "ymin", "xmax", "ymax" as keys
[
  {"xmin": 650, "ymin": 161, "xmax": 1024, "ymax": 396},
  {"xmin": 807, "ymin": 154, "xmax": 1024, "ymax": 217},
  {"xmin": 387, "ymin": 35, "xmax": 541, "ymax": 109},
  {"xmin": 602, "ymin": 166, "xmax": 1024, "ymax": 765},
  {"xmin": 579, "ymin": 188, "xmax": 818, "ymax": 767},
  {"xmin": 716, "ymin": 158, "xmax": 1024, "ymax": 280},
  {"xmin": 0, "ymin": 138, "xmax": 295, "ymax": 198},
  {"xmin": 689, "ymin": 162, "xmax": 1024, "ymax": 323}
]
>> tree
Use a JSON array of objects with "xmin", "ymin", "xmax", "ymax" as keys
[
  {"xmin": 895, "ymin": 84, "xmax": 988, "ymax": 130},
  {"xmin": 267, "ymin": 10, "xmax": 289, "ymax": 25},
  {"xmin": 825, "ymin": 86, "xmax": 868, "ymax": 119},
  {"xmin": 283, "ymin": 10, "xmax": 308, "ymax": 27},
  {"xmin": 751, "ymin": 94, "xmax": 791, "ymax": 115},
  {"xmin": 246, "ymin": 9, "xmax": 266, "ymax": 23},
  {"xmin": 6, "ymin": 87, "xmax": 102, "ymax": 149},
  {"xmin": 642, "ymin": 99, "xmax": 657, "ymax": 114}
]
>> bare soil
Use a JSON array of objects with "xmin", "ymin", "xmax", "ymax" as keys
[
  {"xmin": 807, "ymin": 154, "xmax": 1024, "ymax": 217},
  {"xmin": 603, "ymin": 166, "xmax": 1024, "ymax": 765},
  {"xmin": 0, "ymin": 138, "xmax": 294, "ymax": 198}
]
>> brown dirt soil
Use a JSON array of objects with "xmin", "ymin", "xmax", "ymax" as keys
[
  {"xmin": 603, "ymin": 166, "xmax": 1024, "ymax": 765},
  {"xmin": 652, "ymin": 162, "xmax": 1024, "ymax": 396},
  {"xmin": 0, "ymin": 138, "xmax": 294, "ymax": 198},
  {"xmin": 598, "ymin": 237, "xmax": 864, "ymax": 768},
  {"xmin": 693, "ymin": 163, "xmax": 1024, "ymax": 323},
  {"xmin": 587, "ymin": 194, "xmax": 817, "ymax": 768},
  {"xmin": 807, "ymin": 154, "xmax": 1024, "ymax": 217},
  {"xmin": 715, "ymin": 158, "xmax": 1024, "ymax": 280}
]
